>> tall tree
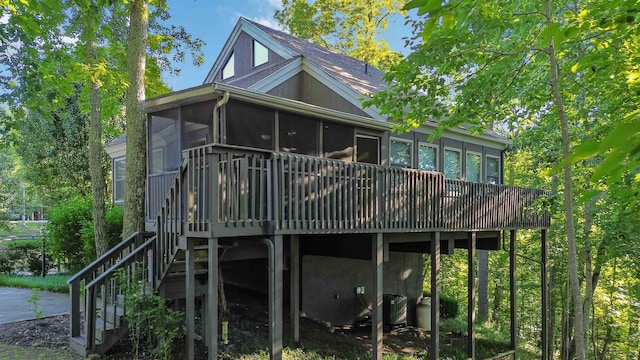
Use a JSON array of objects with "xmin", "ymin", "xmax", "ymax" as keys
[
  {"xmin": 365, "ymin": 0, "xmax": 638, "ymax": 357},
  {"xmin": 122, "ymin": 0, "xmax": 149, "ymax": 237},
  {"xmin": 82, "ymin": 0, "xmax": 109, "ymax": 255},
  {"xmin": 274, "ymin": 0, "xmax": 405, "ymax": 69}
]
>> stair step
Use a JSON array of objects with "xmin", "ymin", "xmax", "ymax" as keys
[
  {"xmin": 104, "ymin": 305, "xmax": 126, "ymax": 327},
  {"xmin": 70, "ymin": 336, "xmax": 87, "ymax": 357},
  {"xmin": 174, "ymin": 249, "xmax": 209, "ymax": 261},
  {"xmin": 169, "ymin": 260, "xmax": 208, "ymax": 273},
  {"xmin": 166, "ymin": 268, "xmax": 208, "ymax": 277},
  {"xmin": 95, "ymin": 318, "xmax": 116, "ymax": 343}
]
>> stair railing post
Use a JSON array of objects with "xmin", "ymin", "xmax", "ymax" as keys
[
  {"xmin": 70, "ymin": 280, "xmax": 81, "ymax": 338},
  {"xmin": 86, "ymin": 285, "xmax": 96, "ymax": 354}
]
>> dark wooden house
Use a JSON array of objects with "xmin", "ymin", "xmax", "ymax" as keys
[{"xmin": 73, "ymin": 18, "xmax": 550, "ymax": 360}]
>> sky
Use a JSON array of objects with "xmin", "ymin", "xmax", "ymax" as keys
[{"xmin": 163, "ymin": 0, "xmax": 410, "ymax": 91}]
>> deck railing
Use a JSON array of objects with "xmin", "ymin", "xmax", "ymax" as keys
[{"xmin": 171, "ymin": 145, "xmax": 550, "ymax": 234}]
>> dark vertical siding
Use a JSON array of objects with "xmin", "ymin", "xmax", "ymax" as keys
[
  {"xmin": 267, "ymin": 73, "xmax": 302, "ymax": 100},
  {"xmin": 301, "ymin": 73, "xmax": 370, "ymax": 117}
]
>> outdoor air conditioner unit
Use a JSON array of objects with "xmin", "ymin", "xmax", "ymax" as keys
[{"xmin": 383, "ymin": 294, "xmax": 407, "ymax": 328}]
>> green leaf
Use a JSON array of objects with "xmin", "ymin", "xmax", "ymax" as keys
[
  {"xmin": 403, "ymin": 0, "xmax": 427, "ymax": 10},
  {"xmin": 421, "ymin": 18, "xmax": 436, "ymax": 41},
  {"xmin": 442, "ymin": 13, "xmax": 455, "ymax": 28},
  {"xmin": 564, "ymin": 26, "xmax": 579, "ymax": 39},
  {"xmin": 539, "ymin": 22, "xmax": 561, "ymax": 46},
  {"xmin": 553, "ymin": 30, "xmax": 565, "ymax": 49}
]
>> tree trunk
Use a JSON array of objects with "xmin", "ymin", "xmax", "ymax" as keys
[
  {"xmin": 123, "ymin": 0, "xmax": 149, "ymax": 237},
  {"xmin": 583, "ymin": 200, "xmax": 593, "ymax": 358},
  {"xmin": 85, "ymin": 5, "xmax": 108, "ymax": 256},
  {"xmin": 545, "ymin": 1, "xmax": 585, "ymax": 359},
  {"xmin": 548, "ymin": 264, "xmax": 556, "ymax": 360},
  {"xmin": 477, "ymin": 250, "xmax": 489, "ymax": 323}
]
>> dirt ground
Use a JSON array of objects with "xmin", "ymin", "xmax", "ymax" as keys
[{"xmin": 0, "ymin": 286, "xmax": 483, "ymax": 359}]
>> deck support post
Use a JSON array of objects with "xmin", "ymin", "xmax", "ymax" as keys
[
  {"xmin": 372, "ymin": 233, "xmax": 383, "ymax": 360},
  {"xmin": 186, "ymin": 238, "xmax": 195, "ymax": 360},
  {"xmin": 509, "ymin": 230, "xmax": 517, "ymax": 357},
  {"xmin": 430, "ymin": 232, "xmax": 441, "ymax": 360},
  {"xmin": 263, "ymin": 236, "xmax": 283, "ymax": 360},
  {"xmin": 207, "ymin": 238, "xmax": 219, "ymax": 360},
  {"xmin": 467, "ymin": 232, "xmax": 476, "ymax": 359},
  {"xmin": 541, "ymin": 229, "xmax": 548, "ymax": 360},
  {"xmin": 290, "ymin": 235, "xmax": 300, "ymax": 343}
]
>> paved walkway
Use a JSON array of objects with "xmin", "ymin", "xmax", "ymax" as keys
[{"xmin": 0, "ymin": 287, "xmax": 68, "ymax": 324}]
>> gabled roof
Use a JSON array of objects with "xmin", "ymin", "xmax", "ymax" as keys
[
  {"xmin": 247, "ymin": 19, "xmax": 388, "ymax": 96},
  {"xmin": 203, "ymin": 17, "xmax": 387, "ymax": 120}
]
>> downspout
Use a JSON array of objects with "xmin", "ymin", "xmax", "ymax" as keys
[{"xmin": 213, "ymin": 91, "xmax": 230, "ymax": 144}]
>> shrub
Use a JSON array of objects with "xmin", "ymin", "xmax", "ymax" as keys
[
  {"xmin": 422, "ymin": 292, "xmax": 460, "ymax": 319},
  {"xmin": 80, "ymin": 205, "xmax": 124, "ymax": 263},
  {"xmin": 46, "ymin": 197, "xmax": 93, "ymax": 272},
  {"xmin": 0, "ymin": 239, "xmax": 51, "ymax": 275},
  {"xmin": 439, "ymin": 296, "xmax": 459, "ymax": 319},
  {"xmin": 0, "ymin": 251, "xmax": 12, "ymax": 274},
  {"xmin": 47, "ymin": 197, "xmax": 125, "ymax": 273}
]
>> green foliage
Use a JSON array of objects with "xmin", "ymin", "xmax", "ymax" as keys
[
  {"xmin": 0, "ymin": 238, "xmax": 50, "ymax": 275},
  {"xmin": 27, "ymin": 289, "xmax": 43, "ymax": 319},
  {"xmin": 115, "ymin": 267, "xmax": 184, "ymax": 360},
  {"xmin": 1, "ymin": 239, "xmax": 41, "ymax": 250},
  {"xmin": 46, "ymin": 196, "xmax": 124, "ymax": 272},
  {"xmin": 439, "ymin": 296, "xmax": 460, "ymax": 319},
  {"xmin": 45, "ymin": 197, "xmax": 92, "ymax": 272},
  {"xmin": 0, "ymin": 274, "xmax": 70, "ymax": 293},
  {"xmin": 79, "ymin": 205, "xmax": 124, "ymax": 263},
  {"xmin": 274, "ymin": 0, "xmax": 405, "ymax": 70}
]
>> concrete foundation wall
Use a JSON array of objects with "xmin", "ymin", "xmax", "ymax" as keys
[{"xmin": 301, "ymin": 252, "xmax": 423, "ymax": 326}]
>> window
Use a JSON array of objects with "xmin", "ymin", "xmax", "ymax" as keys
[
  {"xmin": 390, "ymin": 138, "xmax": 412, "ymax": 167},
  {"xmin": 323, "ymin": 122, "xmax": 354, "ymax": 161},
  {"xmin": 465, "ymin": 151, "xmax": 482, "ymax": 182},
  {"xmin": 149, "ymin": 109, "xmax": 179, "ymax": 174},
  {"xmin": 114, "ymin": 158, "xmax": 125, "ymax": 203},
  {"xmin": 225, "ymin": 100, "xmax": 274, "ymax": 150},
  {"xmin": 152, "ymin": 148, "xmax": 164, "ymax": 174},
  {"xmin": 278, "ymin": 112, "xmax": 319, "ymax": 156},
  {"xmin": 444, "ymin": 148, "xmax": 462, "ymax": 179},
  {"xmin": 486, "ymin": 155, "xmax": 500, "ymax": 184},
  {"xmin": 418, "ymin": 143, "xmax": 438, "ymax": 171},
  {"xmin": 253, "ymin": 40, "xmax": 268, "ymax": 67},
  {"xmin": 356, "ymin": 135, "xmax": 379, "ymax": 164},
  {"xmin": 222, "ymin": 53, "xmax": 234, "ymax": 79}
]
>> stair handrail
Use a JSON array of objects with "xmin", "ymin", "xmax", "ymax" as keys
[
  {"xmin": 152, "ymin": 150, "xmax": 192, "ymax": 286},
  {"xmin": 83, "ymin": 235, "xmax": 157, "ymax": 354},
  {"xmin": 68, "ymin": 231, "xmax": 155, "ymax": 341}
]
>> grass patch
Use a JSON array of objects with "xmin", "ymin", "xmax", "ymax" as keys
[
  {"xmin": 0, "ymin": 222, "xmax": 44, "ymax": 238},
  {"xmin": 0, "ymin": 343, "xmax": 82, "ymax": 360},
  {"xmin": 0, "ymin": 274, "xmax": 70, "ymax": 293}
]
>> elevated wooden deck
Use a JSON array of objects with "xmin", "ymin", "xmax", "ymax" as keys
[{"xmin": 148, "ymin": 144, "xmax": 550, "ymax": 239}]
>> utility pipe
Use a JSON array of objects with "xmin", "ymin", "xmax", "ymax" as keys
[{"xmin": 212, "ymin": 91, "xmax": 230, "ymax": 143}]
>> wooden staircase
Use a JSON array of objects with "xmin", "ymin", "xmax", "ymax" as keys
[{"xmin": 68, "ymin": 154, "xmax": 194, "ymax": 357}]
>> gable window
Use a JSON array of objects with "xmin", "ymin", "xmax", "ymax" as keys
[
  {"xmin": 444, "ymin": 148, "xmax": 462, "ymax": 179},
  {"xmin": 418, "ymin": 142, "xmax": 438, "ymax": 171},
  {"xmin": 114, "ymin": 158, "xmax": 125, "ymax": 203},
  {"xmin": 390, "ymin": 138, "xmax": 412, "ymax": 167},
  {"xmin": 465, "ymin": 151, "xmax": 482, "ymax": 182},
  {"xmin": 253, "ymin": 40, "xmax": 268, "ymax": 67},
  {"xmin": 486, "ymin": 155, "xmax": 501, "ymax": 184},
  {"xmin": 222, "ymin": 53, "xmax": 235, "ymax": 79},
  {"xmin": 356, "ymin": 135, "xmax": 379, "ymax": 164}
]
